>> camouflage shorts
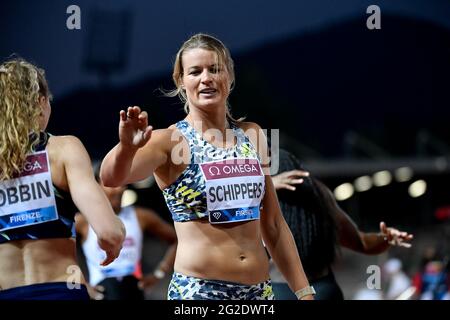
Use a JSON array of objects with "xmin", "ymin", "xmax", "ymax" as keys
[{"xmin": 167, "ymin": 272, "xmax": 274, "ymax": 300}]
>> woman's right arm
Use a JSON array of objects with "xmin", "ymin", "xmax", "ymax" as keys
[
  {"xmin": 59, "ymin": 136, "xmax": 125, "ymax": 266},
  {"xmin": 313, "ymin": 179, "xmax": 413, "ymax": 253},
  {"xmin": 101, "ymin": 106, "xmax": 168, "ymax": 187}
]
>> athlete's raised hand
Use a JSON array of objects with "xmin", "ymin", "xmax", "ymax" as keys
[{"xmin": 119, "ymin": 106, "xmax": 153, "ymax": 150}]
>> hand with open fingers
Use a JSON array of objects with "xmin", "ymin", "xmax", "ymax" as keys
[
  {"xmin": 272, "ymin": 169, "xmax": 310, "ymax": 191},
  {"xmin": 379, "ymin": 221, "xmax": 414, "ymax": 248},
  {"xmin": 119, "ymin": 106, "xmax": 153, "ymax": 149}
]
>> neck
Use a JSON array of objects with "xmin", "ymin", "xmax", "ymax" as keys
[{"xmin": 186, "ymin": 106, "xmax": 228, "ymax": 133}]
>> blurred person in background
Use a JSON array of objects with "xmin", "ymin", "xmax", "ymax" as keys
[
  {"xmin": 412, "ymin": 247, "xmax": 450, "ymax": 300},
  {"xmin": 269, "ymin": 148, "xmax": 413, "ymax": 300},
  {"xmin": 382, "ymin": 258, "xmax": 411, "ymax": 300},
  {"xmin": 76, "ymin": 167, "xmax": 177, "ymax": 300}
]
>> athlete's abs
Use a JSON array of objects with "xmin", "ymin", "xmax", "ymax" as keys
[
  {"xmin": 0, "ymin": 238, "xmax": 84, "ymax": 290},
  {"xmin": 173, "ymin": 219, "xmax": 270, "ymax": 285}
]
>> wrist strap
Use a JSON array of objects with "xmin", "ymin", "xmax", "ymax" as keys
[
  {"xmin": 295, "ymin": 286, "xmax": 316, "ymax": 300},
  {"xmin": 153, "ymin": 268, "xmax": 166, "ymax": 280}
]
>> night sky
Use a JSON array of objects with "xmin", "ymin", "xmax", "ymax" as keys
[{"xmin": 2, "ymin": 0, "xmax": 449, "ymax": 98}]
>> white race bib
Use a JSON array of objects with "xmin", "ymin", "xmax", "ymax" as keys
[
  {"xmin": 200, "ymin": 158, "xmax": 265, "ymax": 224},
  {"xmin": 0, "ymin": 151, "xmax": 58, "ymax": 231}
]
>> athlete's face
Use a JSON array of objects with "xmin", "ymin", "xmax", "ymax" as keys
[
  {"xmin": 181, "ymin": 48, "xmax": 231, "ymax": 110},
  {"xmin": 102, "ymin": 185, "xmax": 126, "ymax": 214}
]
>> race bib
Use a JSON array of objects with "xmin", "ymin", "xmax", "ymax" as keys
[
  {"xmin": 0, "ymin": 151, "xmax": 59, "ymax": 231},
  {"xmin": 200, "ymin": 158, "xmax": 265, "ymax": 224}
]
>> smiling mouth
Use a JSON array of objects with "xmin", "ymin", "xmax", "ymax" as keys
[{"xmin": 199, "ymin": 88, "xmax": 217, "ymax": 95}]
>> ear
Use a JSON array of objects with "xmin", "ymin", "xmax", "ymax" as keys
[{"xmin": 38, "ymin": 95, "xmax": 46, "ymax": 108}]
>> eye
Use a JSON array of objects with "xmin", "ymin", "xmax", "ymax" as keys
[
  {"xmin": 189, "ymin": 70, "xmax": 200, "ymax": 75},
  {"xmin": 210, "ymin": 66, "xmax": 222, "ymax": 74}
]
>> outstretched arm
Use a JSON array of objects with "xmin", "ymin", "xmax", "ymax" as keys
[
  {"xmin": 101, "ymin": 106, "xmax": 166, "ymax": 187},
  {"xmin": 59, "ymin": 136, "xmax": 125, "ymax": 266},
  {"xmin": 313, "ymin": 179, "xmax": 413, "ymax": 254}
]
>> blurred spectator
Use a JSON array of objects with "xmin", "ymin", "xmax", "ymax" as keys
[
  {"xmin": 76, "ymin": 168, "xmax": 177, "ymax": 300},
  {"xmin": 269, "ymin": 149, "xmax": 413, "ymax": 300},
  {"xmin": 412, "ymin": 248, "xmax": 450, "ymax": 300},
  {"xmin": 352, "ymin": 286, "xmax": 383, "ymax": 300},
  {"xmin": 383, "ymin": 258, "xmax": 411, "ymax": 300}
]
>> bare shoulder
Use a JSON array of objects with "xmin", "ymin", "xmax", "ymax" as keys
[
  {"xmin": 46, "ymin": 135, "xmax": 89, "ymax": 167},
  {"xmin": 46, "ymin": 135, "xmax": 92, "ymax": 190},
  {"xmin": 47, "ymin": 135, "xmax": 86, "ymax": 153},
  {"xmin": 236, "ymin": 121, "xmax": 266, "ymax": 145},
  {"xmin": 152, "ymin": 127, "xmax": 178, "ymax": 139},
  {"xmin": 142, "ymin": 126, "xmax": 187, "ymax": 163},
  {"xmin": 237, "ymin": 121, "xmax": 270, "ymax": 168},
  {"xmin": 237, "ymin": 121, "xmax": 262, "ymax": 132},
  {"xmin": 146, "ymin": 127, "xmax": 181, "ymax": 149}
]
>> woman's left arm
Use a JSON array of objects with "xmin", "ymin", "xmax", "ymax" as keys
[
  {"xmin": 260, "ymin": 175, "xmax": 313, "ymax": 299},
  {"xmin": 241, "ymin": 121, "xmax": 313, "ymax": 300}
]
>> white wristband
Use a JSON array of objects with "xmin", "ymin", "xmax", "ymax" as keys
[
  {"xmin": 153, "ymin": 268, "xmax": 166, "ymax": 280},
  {"xmin": 295, "ymin": 286, "xmax": 316, "ymax": 300}
]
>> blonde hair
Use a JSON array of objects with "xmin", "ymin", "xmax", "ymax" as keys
[
  {"xmin": 0, "ymin": 58, "xmax": 50, "ymax": 180},
  {"xmin": 167, "ymin": 33, "xmax": 244, "ymax": 124}
]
